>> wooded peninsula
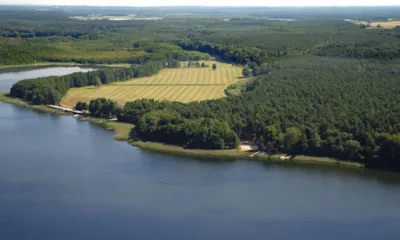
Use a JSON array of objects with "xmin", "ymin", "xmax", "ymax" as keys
[{"xmin": 1, "ymin": 5, "xmax": 400, "ymax": 171}]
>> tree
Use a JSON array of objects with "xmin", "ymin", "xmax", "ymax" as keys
[
  {"xmin": 258, "ymin": 135, "xmax": 265, "ymax": 151},
  {"xmin": 251, "ymin": 65, "xmax": 261, "ymax": 76},
  {"xmin": 88, "ymin": 98, "xmax": 118, "ymax": 118},
  {"xmin": 212, "ymin": 64, "xmax": 217, "ymax": 71},
  {"xmin": 264, "ymin": 125, "xmax": 280, "ymax": 152},
  {"xmin": 242, "ymin": 67, "xmax": 252, "ymax": 77},
  {"xmin": 283, "ymin": 127, "xmax": 302, "ymax": 152},
  {"xmin": 75, "ymin": 101, "xmax": 88, "ymax": 111},
  {"xmin": 93, "ymin": 77, "xmax": 102, "ymax": 87},
  {"xmin": 343, "ymin": 140, "xmax": 362, "ymax": 160}
]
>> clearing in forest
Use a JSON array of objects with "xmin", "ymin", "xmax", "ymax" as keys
[
  {"xmin": 369, "ymin": 21, "xmax": 400, "ymax": 28},
  {"xmin": 61, "ymin": 61, "xmax": 245, "ymax": 108},
  {"xmin": 344, "ymin": 19, "xmax": 400, "ymax": 29}
]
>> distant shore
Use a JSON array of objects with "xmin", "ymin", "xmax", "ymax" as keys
[
  {"xmin": 0, "ymin": 92, "xmax": 364, "ymax": 169},
  {"xmin": 0, "ymin": 92, "xmax": 68, "ymax": 115},
  {"xmin": 0, "ymin": 62, "xmax": 132, "ymax": 70},
  {"xmin": 0, "ymin": 62, "xmax": 79, "ymax": 70}
]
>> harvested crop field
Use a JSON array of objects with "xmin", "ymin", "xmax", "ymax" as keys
[
  {"xmin": 344, "ymin": 19, "xmax": 400, "ymax": 29},
  {"xmin": 369, "ymin": 21, "xmax": 400, "ymax": 29},
  {"xmin": 61, "ymin": 61, "xmax": 245, "ymax": 108}
]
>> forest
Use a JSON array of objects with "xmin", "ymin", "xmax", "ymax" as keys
[{"xmin": 3, "ymin": 6, "xmax": 400, "ymax": 171}]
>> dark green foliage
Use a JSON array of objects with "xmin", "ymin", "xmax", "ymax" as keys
[
  {"xmin": 89, "ymin": 98, "xmax": 118, "ymax": 118},
  {"xmin": 118, "ymin": 99, "xmax": 164, "ymax": 123},
  {"xmin": 315, "ymin": 43, "xmax": 400, "ymax": 60},
  {"xmin": 75, "ymin": 101, "xmax": 88, "ymax": 111},
  {"xmin": 119, "ymin": 57, "xmax": 400, "ymax": 170},
  {"xmin": 135, "ymin": 110, "xmax": 239, "ymax": 149},
  {"xmin": 176, "ymin": 39, "xmax": 265, "ymax": 66},
  {"xmin": 0, "ymin": 44, "xmax": 43, "ymax": 65},
  {"xmin": 242, "ymin": 67, "xmax": 252, "ymax": 77},
  {"xmin": 92, "ymin": 77, "xmax": 102, "ymax": 87}
]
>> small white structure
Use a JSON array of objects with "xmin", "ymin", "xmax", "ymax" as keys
[
  {"xmin": 280, "ymin": 155, "xmax": 292, "ymax": 160},
  {"xmin": 47, "ymin": 105, "xmax": 84, "ymax": 114},
  {"xmin": 240, "ymin": 142, "xmax": 259, "ymax": 151}
]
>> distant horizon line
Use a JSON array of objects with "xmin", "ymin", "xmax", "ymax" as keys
[{"xmin": 2, "ymin": 4, "xmax": 400, "ymax": 7}]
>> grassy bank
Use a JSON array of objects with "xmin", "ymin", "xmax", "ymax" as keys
[
  {"xmin": 77, "ymin": 116, "xmax": 251, "ymax": 159},
  {"xmin": 77, "ymin": 116, "xmax": 134, "ymax": 141},
  {"xmin": 130, "ymin": 141, "xmax": 251, "ymax": 159},
  {"xmin": 256, "ymin": 153, "xmax": 365, "ymax": 169},
  {"xmin": 0, "ymin": 92, "xmax": 67, "ymax": 115}
]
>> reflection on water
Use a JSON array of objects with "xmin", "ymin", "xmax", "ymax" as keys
[{"xmin": 261, "ymin": 161, "xmax": 400, "ymax": 187}]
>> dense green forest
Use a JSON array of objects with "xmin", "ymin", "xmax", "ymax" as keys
[
  {"xmin": 106, "ymin": 57, "xmax": 399, "ymax": 171},
  {"xmin": 3, "ymin": 6, "xmax": 400, "ymax": 171}
]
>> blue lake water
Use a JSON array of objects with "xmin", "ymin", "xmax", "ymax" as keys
[{"xmin": 0, "ymin": 67, "xmax": 400, "ymax": 240}]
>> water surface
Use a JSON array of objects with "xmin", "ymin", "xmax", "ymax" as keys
[
  {"xmin": 0, "ymin": 68, "xmax": 400, "ymax": 240},
  {"xmin": 0, "ymin": 67, "xmax": 93, "ymax": 92}
]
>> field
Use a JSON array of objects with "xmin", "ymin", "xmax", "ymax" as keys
[
  {"xmin": 344, "ymin": 19, "xmax": 400, "ymax": 29},
  {"xmin": 369, "ymin": 21, "xmax": 400, "ymax": 29},
  {"xmin": 61, "ymin": 61, "xmax": 245, "ymax": 108}
]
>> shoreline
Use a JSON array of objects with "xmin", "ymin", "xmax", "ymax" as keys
[
  {"xmin": 0, "ymin": 92, "xmax": 365, "ymax": 169},
  {"xmin": 0, "ymin": 62, "xmax": 132, "ymax": 71},
  {"xmin": 0, "ymin": 62, "xmax": 80, "ymax": 70},
  {"xmin": 0, "ymin": 92, "xmax": 68, "ymax": 115}
]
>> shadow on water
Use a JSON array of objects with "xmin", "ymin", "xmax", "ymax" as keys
[
  {"xmin": 260, "ymin": 160, "xmax": 400, "ymax": 187},
  {"xmin": 86, "ymin": 118, "xmax": 400, "ymax": 186}
]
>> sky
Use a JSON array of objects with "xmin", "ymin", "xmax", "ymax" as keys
[{"xmin": 1, "ymin": 0, "xmax": 399, "ymax": 6}]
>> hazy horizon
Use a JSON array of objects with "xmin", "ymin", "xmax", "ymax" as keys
[{"xmin": 2, "ymin": 0, "xmax": 400, "ymax": 7}]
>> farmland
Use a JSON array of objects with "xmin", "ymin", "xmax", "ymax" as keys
[
  {"xmin": 344, "ymin": 19, "xmax": 400, "ymax": 28},
  {"xmin": 369, "ymin": 21, "xmax": 400, "ymax": 28},
  {"xmin": 60, "ymin": 61, "xmax": 245, "ymax": 107}
]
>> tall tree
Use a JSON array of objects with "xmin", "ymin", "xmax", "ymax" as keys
[{"xmin": 242, "ymin": 67, "xmax": 252, "ymax": 77}]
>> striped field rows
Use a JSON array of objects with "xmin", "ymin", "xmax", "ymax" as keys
[
  {"xmin": 61, "ymin": 61, "xmax": 245, "ymax": 108},
  {"xmin": 114, "ymin": 62, "xmax": 243, "ymax": 85}
]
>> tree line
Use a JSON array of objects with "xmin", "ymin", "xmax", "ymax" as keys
[
  {"xmin": 315, "ymin": 42, "xmax": 400, "ymax": 60},
  {"xmin": 174, "ymin": 39, "xmax": 276, "ymax": 77},
  {"xmin": 78, "ymin": 98, "xmax": 239, "ymax": 149},
  {"xmin": 10, "ymin": 60, "xmax": 169, "ymax": 104}
]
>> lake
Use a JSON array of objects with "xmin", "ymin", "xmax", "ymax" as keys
[{"xmin": 0, "ymin": 67, "xmax": 400, "ymax": 240}]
